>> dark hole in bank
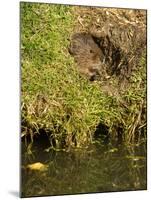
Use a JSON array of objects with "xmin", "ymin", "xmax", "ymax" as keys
[
  {"xmin": 21, "ymin": 128, "xmax": 52, "ymax": 152},
  {"xmin": 32, "ymin": 129, "xmax": 51, "ymax": 151},
  {"xmin": 94, "ymin": 123, "xmax": 109, "ymax": 144}
]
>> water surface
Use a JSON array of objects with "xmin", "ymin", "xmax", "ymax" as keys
[{"xmin": 21, "ymin": 140, "xmax": 147, "ymax": 197}]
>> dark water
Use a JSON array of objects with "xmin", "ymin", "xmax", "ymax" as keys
[{"xmin": 21, "ymin": 140, "xmax": 147, "ymax": 197}]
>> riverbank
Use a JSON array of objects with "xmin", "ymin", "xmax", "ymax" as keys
[{"xmin": 21, "ymin": 3, "xmax": 147, "ymax": 152}]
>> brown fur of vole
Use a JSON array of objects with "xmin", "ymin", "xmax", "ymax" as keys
[{"xmin": 69, "ymin": 33, "xmax": 106, "ymax": 81}]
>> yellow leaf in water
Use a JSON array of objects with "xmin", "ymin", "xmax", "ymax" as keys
[{"xmin": 26, "ymin": 162, "xmax": 48, "ymax": 171}]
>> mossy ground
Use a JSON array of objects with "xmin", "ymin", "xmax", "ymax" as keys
[{"xmin": 21, "ymin": 2, "xmax": 147, "ymax": 151}]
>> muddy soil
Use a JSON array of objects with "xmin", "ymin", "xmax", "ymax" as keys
[{"xmin": 69, "ymin": 7, "xmax": 146, "ymax": 91}]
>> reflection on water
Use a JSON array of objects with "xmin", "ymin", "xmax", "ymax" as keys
[{"xmin": 21, "ymin": 140, "xmax": 147, "ymax": 197}]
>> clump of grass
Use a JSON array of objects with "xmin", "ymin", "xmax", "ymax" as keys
[
  {"xmin": 21, "ymin": 3, "xmax": 146, "ymax": 151},
  {"xmin": 122, "ymin": 54, "xmax": 147, "ymax": 142},
  {"xmin": 21, "ymin": 2, "xmax": 109, "ymax": 149}
]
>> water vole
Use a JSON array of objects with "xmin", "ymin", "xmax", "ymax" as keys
[{"xmin": 69, "ymin": 33, "xmax": 106, "ymax": 81}]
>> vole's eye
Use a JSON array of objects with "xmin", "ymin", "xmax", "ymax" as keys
[
  {"xmin": 90, "ymin": 49, "xmax": 94, "ymax": 53},
  {"xmin": 89, "ymin": 75, "xmax": 96, "ymax": 81}
]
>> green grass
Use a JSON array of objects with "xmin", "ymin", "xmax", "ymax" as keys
[
  {"xmin": 21, "ymin": 2, "xmax": 106, "ymax": 148},
  {"xmin": 21, "ymin": 2, "xmax": 147, "ymax": 151}
]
